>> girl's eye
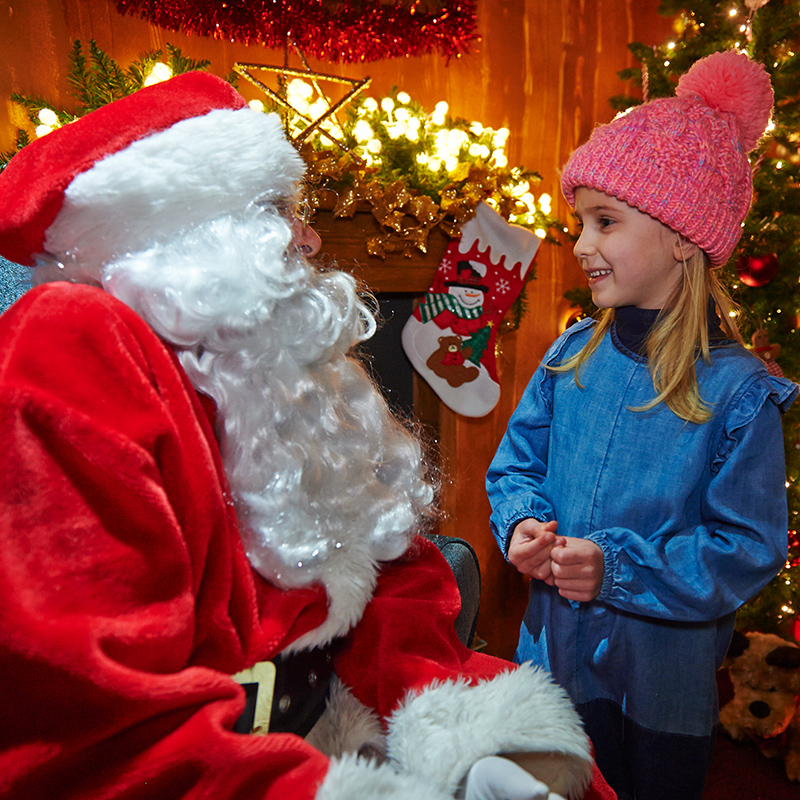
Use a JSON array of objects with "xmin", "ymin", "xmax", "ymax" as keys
[{"xmin": 599, "ymin": 217, "xmax": 614, "ymax": 228}]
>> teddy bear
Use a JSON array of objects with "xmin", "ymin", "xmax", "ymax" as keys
[
  {"xmin": 719, "ymin": 629, "xmax": 800, "ymax": 781},
  {"xmin": 426, "ymin": 334, "xmax": 480, "ymax": 387}
]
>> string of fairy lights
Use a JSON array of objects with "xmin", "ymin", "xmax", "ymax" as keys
[{"xmin": 246, "ymin": 77, "xmax": 554, "ymax": 238}]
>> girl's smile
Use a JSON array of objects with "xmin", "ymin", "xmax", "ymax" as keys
[{"xmin": 573, "ymin": 188, "xmax": 686, "ymax": 310}]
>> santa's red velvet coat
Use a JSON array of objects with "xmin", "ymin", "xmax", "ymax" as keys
[{"xmin": 0, "ymin": 282, "xmax": 613, "ymax": 800}]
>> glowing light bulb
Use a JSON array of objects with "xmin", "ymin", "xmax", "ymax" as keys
[
  {"xmin": 248, "ymin": 99, "xmax": 265, "ymax": 112},
  {"xmin": 538, "ymin": 193, "xmax": 552, "ymax": 213},
  {"xmin": 309, "ymin": 99, "xmax": 328, "ymax": 118},
  {"xmin": 288, "ymin": 79, "xmax": 314, "ymax": 100},
  {"xmin": 37, "ymin": 108, "xmax": 58, "ymax": 126},
  {"xmin": 444, "ymin": 155, "xmax": 459, "ymax": 173},
  {"xmin": 354, "ymin": 120, "xmax": 373, "ymax": 142},
  {"xmin": 448, "ymin": 129, "xmax": 469, "ymax": 150},
  {"xmin": 396, "ymin": 91, "xmax": 411, "ymax": 104},
  {"xmin": 492, "ymin": 152, "xmax": 508, "ymax": 168},
  {"xmin": 534, "ymin": 228, "xmax": 547, "ymax": 239},
  {"xmin": 385, "ymin": 119, "xmax": 407, "ymax": 139},
  {"xmin": 381, "ymin": 97, "xmax": 395, "ymax": 113},
  {"xmin": 35, "ymin": 124, "xmax": 53, "ymax": 138},
  {"xmin": 431, "ymin": 100, "xmax": 448, "ymax": 126},
  {"xmin": 362, "ymin": 97, "xmax": 378, "ymax": 113},
  {"xmin": 366, "ymin": 138, "xmax": 382, "ymax": 154},
  {"xmin": 143, "ymin": 61, "xmax": 172, "ymax": 86},
  {"xmin": 512, "ymin": 181, "xmax": 530, "ymax": 196},
  {"xmin": 427, "ymin": 157, "xmax": 442, "ymax": 172}
]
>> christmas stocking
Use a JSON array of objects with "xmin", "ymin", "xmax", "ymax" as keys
[{"xmin": 402, "ymin": 201, "xmax": 541, "ymax": 417}]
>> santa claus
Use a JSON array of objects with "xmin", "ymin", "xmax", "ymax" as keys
[{"xmin": 0, "ymin": 72, "xmax": 611, "ymax": 800}]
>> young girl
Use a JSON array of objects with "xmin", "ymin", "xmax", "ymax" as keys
[{"xmin": 487, "ymin": 50, "xmax": 796, "ymax": 800}]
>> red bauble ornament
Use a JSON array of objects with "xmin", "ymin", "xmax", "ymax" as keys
[{"xmin": 736, "ymin": 252, "xmax": 780, "ymax": 287}]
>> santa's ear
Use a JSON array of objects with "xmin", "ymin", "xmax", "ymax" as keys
[{"xmin": 673, "ymin": 235, "xmax": 699, "ymax": 262}]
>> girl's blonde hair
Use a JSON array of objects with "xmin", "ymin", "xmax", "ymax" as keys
[{"xmin": 552, "ymin": 248, "xmax": 743, "ymax": 423}]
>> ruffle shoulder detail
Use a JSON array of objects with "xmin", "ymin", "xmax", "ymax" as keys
[
  {"xmin": 711, "ymin": 369, "xmax": 797, "ymax": 473},
  {"xmin": 532, "ymin": 317, "xmax": 595, "ymax": 416}
]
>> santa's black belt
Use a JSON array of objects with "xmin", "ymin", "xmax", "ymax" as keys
[{"xmin": 233, "ymin": 639, "xmax": 343, "ymax": 737}]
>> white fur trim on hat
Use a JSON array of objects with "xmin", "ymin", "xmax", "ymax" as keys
[
  {"xmin": 386, "ymin": 663, "xmax": 593, "ymax": 799},
  {"xmin": 43, "ymin": 109, "xmax": 304, "ymax": 275}
]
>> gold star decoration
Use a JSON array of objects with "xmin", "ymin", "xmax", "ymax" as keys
[{"xmin": 233, "ymin": 41, "xmax": 371, "ymax": 151}]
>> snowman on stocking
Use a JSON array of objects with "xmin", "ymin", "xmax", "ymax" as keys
[{"xmin": 402, "ymin": 201, "xmax": 541, "ymax": 417}]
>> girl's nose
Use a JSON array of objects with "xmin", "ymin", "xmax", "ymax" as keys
[
  {"xmin": 292, "ymin": 219, "xmax": 322, "ymax": 257},
  {"xmin": 573, "ymin": 228, "xmax": 592, "ymax": 259}
]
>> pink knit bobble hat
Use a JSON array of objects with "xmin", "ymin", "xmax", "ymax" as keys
[{"xmin": 561, "ymin": 50, "xmax": 774, "ymax": 267}]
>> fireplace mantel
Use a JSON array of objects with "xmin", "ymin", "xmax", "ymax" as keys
[{"xmin": 314, "ymin": 209, "xmax": 445, "ymax": 294}]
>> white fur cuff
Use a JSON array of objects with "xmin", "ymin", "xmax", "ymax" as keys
[
  {"xmin": 306, "ymin": 677, "xmax": 386, "ymax": 759},
  {"xmin": 316, "ymin": 753, "xmax": 453, "ymax": 800},
  {"xmin": 386, "ymin": 663, "xmax": 592, "ymax": 799}
]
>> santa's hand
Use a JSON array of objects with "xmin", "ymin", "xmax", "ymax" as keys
[{"xmin": 464, "ymin": 756, "xmax": 564, "ymax": 800}]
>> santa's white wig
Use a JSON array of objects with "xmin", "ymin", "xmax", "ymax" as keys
[{"xmin": 30, "ymin": 90, "xmax": 436, "ymax": 647}]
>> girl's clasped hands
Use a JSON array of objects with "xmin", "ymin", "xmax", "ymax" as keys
[{"xmin": 508, "ymin": 519, "xmax": 604, "ymax": 602}]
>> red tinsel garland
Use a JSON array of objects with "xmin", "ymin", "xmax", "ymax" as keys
[{"xmin": 114, "ymin": 0, "xmax": 479, "ymax": 63}]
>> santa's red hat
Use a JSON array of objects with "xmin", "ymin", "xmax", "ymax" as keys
[{"xmin": 0, "ymin": 71, "xmax": 304, "ymax": 268}]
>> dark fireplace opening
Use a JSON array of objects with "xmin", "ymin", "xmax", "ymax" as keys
[{"xmin": 358, "ymin": 294, "xmax": 416, "ymax": 421}]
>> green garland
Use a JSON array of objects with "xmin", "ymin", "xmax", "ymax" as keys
[{"xmin": 3, "ymin": 40, "xmax": 563, "ymax": 332}]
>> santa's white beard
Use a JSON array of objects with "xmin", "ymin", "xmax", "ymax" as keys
[{"xmin": 42, "ymin": 206, "xmax": 436, "ymax": 647}]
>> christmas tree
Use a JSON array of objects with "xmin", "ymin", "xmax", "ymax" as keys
[{"xmin": 567, "ymin": 0, "xmax": 800, "ymax": 638}]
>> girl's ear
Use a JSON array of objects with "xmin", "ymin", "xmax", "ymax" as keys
[{"xmin": 673, "ymin": 235, "xmax": 698, "ymax": 262}]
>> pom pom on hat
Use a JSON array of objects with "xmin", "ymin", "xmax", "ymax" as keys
[
  {"xmin": 676, "ymin": 49, "xmax": 773, "ymax": 151},
  {"xmin": 561, "ymin": 50, "xmax": 774, "ymax": 267}
]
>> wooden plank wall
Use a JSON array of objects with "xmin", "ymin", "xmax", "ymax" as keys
[{"xmin": 0, "ymin": 0, "xmax": 673, "ymax": 658}]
